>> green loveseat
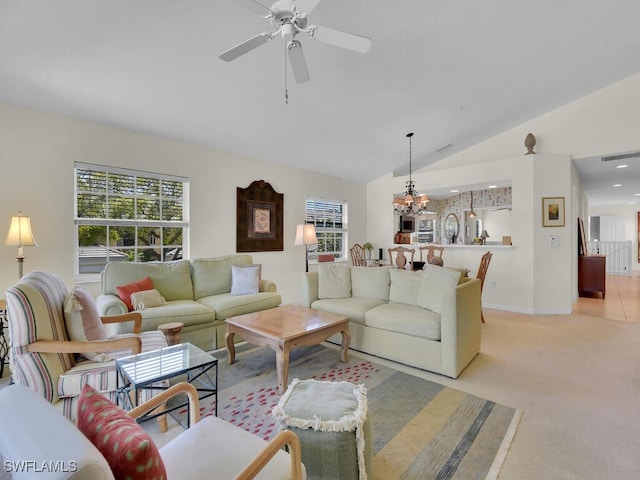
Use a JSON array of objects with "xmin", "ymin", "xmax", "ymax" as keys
[
  {"xmin": 96, "ymin": 255, "xmax": 282, "ymax": 351},
  {"xmin": 302, "ymin": 264, "xmax": 481, "ymax": 378}
]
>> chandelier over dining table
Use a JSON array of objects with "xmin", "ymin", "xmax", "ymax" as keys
[{"xmin": 393, "ymin": 132, "xmax": 430, "ymax": 215}]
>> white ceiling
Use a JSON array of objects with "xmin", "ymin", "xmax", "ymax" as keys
[
  {"xmin": 1, "ymin": 0, "xmax": 639, "ymax": 206},
  {"xmin": 573, "ymin": 152, "xmax": 640, "ymax": 207}
]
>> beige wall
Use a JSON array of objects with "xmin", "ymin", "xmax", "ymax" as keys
[{"xmin": 0, "ymin": 102, "xmax": 367, "ymax": 303}]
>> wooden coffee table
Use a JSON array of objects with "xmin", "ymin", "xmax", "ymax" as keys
[{"xmin": 225, "ymin": 305, "xmax": 351, "ymax": 394}]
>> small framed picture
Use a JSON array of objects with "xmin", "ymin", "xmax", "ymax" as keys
[{"xmin": 542, "ymin": 197, "xmax": 565, "ymax": 227}]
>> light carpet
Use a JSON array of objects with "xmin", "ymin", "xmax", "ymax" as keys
[{"xmin": 169, "ymin": 344, "xmax": 521, "ymax": 480}]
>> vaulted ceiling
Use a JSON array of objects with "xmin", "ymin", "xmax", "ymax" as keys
[{"xmin": 1, "ymin": 1, "xmax": 639, "ymax": 205}]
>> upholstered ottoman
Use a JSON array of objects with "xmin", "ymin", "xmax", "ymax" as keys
[{"xmin": 272, "ymin": 378, "xmax": 372, "ymax": 480}]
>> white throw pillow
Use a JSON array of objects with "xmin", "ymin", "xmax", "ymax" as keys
[
  {"xmin": 231, "ymin": 264, "xmax": 261, "ymax": 295},
  {"xmin": 351, "ymin": 266, "xmax": 390, "ymax": 301},
  {"xmin": 388, "ymin": 269, "xmax": 424, "ymax": 306},
  {"xmin": 130, "ymin": 288, "xmax": 166, "ymax": 310},
  {"xmin": 63, "ymin": 286, "xmax": 111, "ymax": 362},
  {"xmin": 318, "ymin": 264, "xmax": 352, "ymax": 299},
  {"xmin": 417, "ymin": 265, "xmax": 462, "ymax": 314}
]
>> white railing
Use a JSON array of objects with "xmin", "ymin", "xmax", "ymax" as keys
[{"xmin": 586, "ymin": 241, "xmax": 632, "ymax": 274}]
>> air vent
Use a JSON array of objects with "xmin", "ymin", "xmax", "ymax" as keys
[{"xmin": 601, "ymin": 151, "xmax": 640, "ymax": 162}]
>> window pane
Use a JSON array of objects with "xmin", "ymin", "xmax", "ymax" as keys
[
  {"xmin": 138, "ymin": 227, "xmax": 161, "ymax": 247},
  {"xmin": 317, "ymin": 236, "xmax": 326, "ymax": 252},
  {"xmin": 77, "ymin": 226, "xmax": 132, "ymax": 274},
  {"xmin": 78, "ymin": 252, "xmax": 108, "ymax": 274},
  {"xmin": 163, "ymin": 227, "xmax": 183, "ymax": 246},
  {"xmin": 162, "ymin": 180, "xmax": 183, "ymax": 199},
  {"xmin": 108, "ymin": 173, "xmax": 135, "ymax": 195},
  {"xmin": 137, "ymin": 176, "xmax": 160, "ymax": 196},
  {"xmin": 118, "ymin": 248, "xmax": 137, "ymax": 262},
  {"xmin": 107, "ymin": 196, "xmax": 134, "ymax": 219},
  {"xmin": 77, "ymin": 193, "xmax": 106, "ymax": 218},
  {"xmin": 162, "ymin": 200, "xmax": 183, "ymax": 221},
  {"xmin": 109, "ymin": 226, "xmax": 136, "ymax": 247},
  {"xmin": 137, "ymin": 198, "xmax": 160, "ymax": 220},
  {"xmin": 138, "ymin": 248, "xmax": 162, "ymax": 262},
  {"xmin": 78, "ymin": 225, "xmax": 107, "ymax": 247},
  {"xmin": 77, "ymin": 169, "xmax": 106, "ymax": 192},
  {"xmin": 163, "ymin": 246, "xmax": 183, "ymax": 261}
]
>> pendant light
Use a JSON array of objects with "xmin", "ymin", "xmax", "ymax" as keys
[
  {"xmin": 393, "ymin": 132, "xmax": 429, "ymax": 215},
  {"xmin": 468, "ymin": 191, "xmax": 477, "ymax": 218}
]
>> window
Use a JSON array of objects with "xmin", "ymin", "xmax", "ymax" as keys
[
  {"xmin": 75, "ymin": 163, "xmax": 189, "ymax": 275},
  {"xmin": 305, "ymin": 198, "xmax": 348, "ymax": 261}
]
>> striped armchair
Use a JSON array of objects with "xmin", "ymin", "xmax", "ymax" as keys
[{"xmin": 5, "ymin": 271, "xmax": 167, "ymax": 422}]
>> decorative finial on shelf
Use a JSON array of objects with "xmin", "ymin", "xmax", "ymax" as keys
[{"xmin": 524, "ymin": 133, "xmax": 536, "ymax": 155}]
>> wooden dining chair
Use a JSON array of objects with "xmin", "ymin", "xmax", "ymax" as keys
[
  {"xmin": 476, "ymin": 251, "xmax": 493, "ymax": 323},
  {"xmin": 350, "ymin": 244, "xmax": 367, "ymax": 266},
  {"xmin": 388, "ymin": 246, "xmax": 415, "ymax": 269},
  {"xmin": 419, "ymin": 245, "xmax": 444, "ymax": 265}
]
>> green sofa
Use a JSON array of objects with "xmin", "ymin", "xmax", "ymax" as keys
[
  {"xmin": 302, "ymin": 264, "xmax": 482, "ymax": 378},
  {"xmin": 96, "ymin": 255, "xmax": 282, "ymax": 350}
]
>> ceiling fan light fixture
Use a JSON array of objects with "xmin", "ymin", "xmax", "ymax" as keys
[{"xmin": 218, "ymin": 0, "xmax": 372, "ymax": 90}]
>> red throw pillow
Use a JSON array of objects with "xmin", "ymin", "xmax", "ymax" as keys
[
  {"xmin": 77, "ymin": 384, "xmax": 166, "ymax": 479},
  {"xmin": 116, "ymin": 277, "xmax": 154, "ymax": 311}
]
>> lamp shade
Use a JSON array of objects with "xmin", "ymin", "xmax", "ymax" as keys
[
  {"xmin": 6, "ymin": 212, "xmax": 37, "ymax": 248},
  {"xmin": 294, "ymin": 224, "xmax": 317, "ymax": 245},
  {"xmin": 480, "ymin": 230, "xmax": 490, "ymax": 239}
]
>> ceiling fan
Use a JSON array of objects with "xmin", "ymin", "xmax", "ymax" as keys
[{"xmin": 219, "ymin": 0, "xmax": 372, "ymax": 84}]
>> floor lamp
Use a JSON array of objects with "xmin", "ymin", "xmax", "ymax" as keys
[
  {"xmin": 5, "ymin": 211, "xmax": 38, "ymax": 279},
  {"xmin": 294, "ymin": 224, "xmax": 317, "ymax": 273}
]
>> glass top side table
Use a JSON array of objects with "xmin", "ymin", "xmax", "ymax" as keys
[{"xmin": 116, "ymin": 342, "xmax": 218, "ymax": 426}]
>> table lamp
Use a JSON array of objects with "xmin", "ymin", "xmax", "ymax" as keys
[
  {"xmin": 294, "ymin": 224, "xmax": 318, "ymax": 272},
  {"xmin": 480, "ymin": 229, "xmax": 490, "ymax": 245},
  {"xmin": 5, "ymin": 211, "xmax": 38, "ymax": 279}
]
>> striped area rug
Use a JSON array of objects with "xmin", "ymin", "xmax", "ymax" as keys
[{"xmin": 190, "ymin": 344, "xmax": 520, "ymax": 480}]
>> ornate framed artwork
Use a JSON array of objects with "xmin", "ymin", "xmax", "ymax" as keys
[
  {"xmin": 236, "ymin": 180, "xmax": 283, "ymax": 252},
  {"xmin": 542, "ymin": 197, "xmax": 565, "ymax": 227}
]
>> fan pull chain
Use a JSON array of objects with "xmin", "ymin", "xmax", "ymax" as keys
[{"xmin": 283, "ymin": 42, "xmax": 289, "ymax": 104}]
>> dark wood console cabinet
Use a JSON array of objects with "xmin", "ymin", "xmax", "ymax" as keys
[{"xmin": 578, "ymin": 254, "xmax": 606, "ymax": 299}]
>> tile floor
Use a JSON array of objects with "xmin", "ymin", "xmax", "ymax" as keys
[{"xmin": 573, "ymin": 271, "xmax": 640, "ymax": 322}]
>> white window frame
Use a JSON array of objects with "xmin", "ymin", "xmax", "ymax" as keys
[
  {"xmin": 305, "ymin": 198, "xmax": 348, "ymax": 262},
  {"xmin": 74, "ymin": 162, "xmax": 189, "ymax": 280}
]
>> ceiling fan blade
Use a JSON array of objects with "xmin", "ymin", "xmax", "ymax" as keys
[
  {"xmin": 295, "ymin": 0, "xmax": 322, "ymax": 14},
  {"xmin": 219, "ymin": 32, "xmax": 272, "ymax": 61},
  {"xmin": 287, "ymin": 40, "xmax": 310, "ymax": 83},
  {"xmin": 308, "ymin": 25, "xmax": 371, "ymax": 53},
  {"xmin": 239, "ymin": 0, "xmax": 274, "ymax": 15}
]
